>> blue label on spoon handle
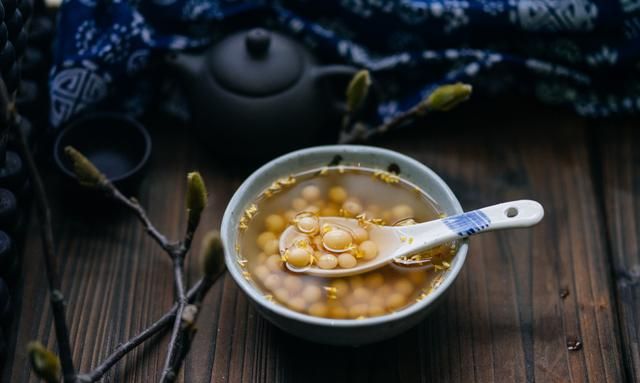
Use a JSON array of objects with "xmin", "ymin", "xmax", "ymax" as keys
[{"xmin": 442, "ymin": 210, "xmax": 491, "ymax": 237}]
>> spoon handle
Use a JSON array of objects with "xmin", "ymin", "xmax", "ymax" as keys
[{"xmin": 395, "ymin": 200, "xmax": 544, "ymax": 255}]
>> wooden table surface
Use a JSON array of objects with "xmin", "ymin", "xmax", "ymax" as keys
[{"xmin": 3, "ymin": 100, "xmax": 639, "ymax": 382}]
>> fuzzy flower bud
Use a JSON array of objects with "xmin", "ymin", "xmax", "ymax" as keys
[
  {"xmin": 200, "ymin": 230, "xmax": 225, "ymax": 278},
  {"xmin": 421, "ymin": 83, "xmax": 472, "ymax": 113},
  {"xmin": 27, "ymin": 341, "xmax": 61, "ymax": 383},
  {"xmin": 186, "ymin": 171, "xmax": 207, "ymax": 228},
  {"xmin": 346, "ymin": 69, "xmax": 371, "ymax": 113},
  {"xmin": 186, "ymin": 172, "xmax": 207, "ymax": 213},
  {"xmin": 64, "ymin": 146, "xmax": 107, "ymax": 188}
]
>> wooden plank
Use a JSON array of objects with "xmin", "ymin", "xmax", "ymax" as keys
[
  {"xmin": 379, "ymin": 115, "xmax": 624, "ymax": 383},
  {"xmin": 598, "ymin": 124, "xmax": 640, "ymax": 382},
  {"xmin": 5, "ymin": 102, "xmax": 625, "ymax": 382}
]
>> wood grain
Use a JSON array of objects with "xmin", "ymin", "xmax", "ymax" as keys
[
  {"xmin": 4, "ymin": 102, "xmax": 626, "ymax": 382},
  {"xmin": 598, "ymin": 124, "xmax": 640, "ymax": 382}
]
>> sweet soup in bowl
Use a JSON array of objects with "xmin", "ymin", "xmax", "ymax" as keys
[
  {"xmin": 236, "ymin": 166, "xmax": 458, "ymax": 319},
  {"xmin": 222, "ymin": 145, "xmax": 468, "ymax": 345}
]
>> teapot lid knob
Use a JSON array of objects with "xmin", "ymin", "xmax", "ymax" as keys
[
  {"xmin": 245, "ymin": 28, "xmax": 271, "ymax": 57},
  {"xmin": 208, "ymin": 28, "xmax": 304, "ymax": 97}
]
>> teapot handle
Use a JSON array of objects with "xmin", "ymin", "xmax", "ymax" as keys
[
  {"xmin": 312, "ymin": 65, "xmax": 360, "ymax": 113},
  {"xmin": 312, "ymin": 65, "xmax": 359, "ymax": 82}
]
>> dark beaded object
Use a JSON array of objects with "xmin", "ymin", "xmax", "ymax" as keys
[
  {"xmin": 2, "ymin": 0, "xmax": 16, "ymax": 16},
  {"xmin": 0, "ymin": 277, "xmax": 9, "ymax": 322},
  {"xmin": 5, "ymin": 8, "xmax": 20, "ymax": 40},
  {"xmin": 17, "ymin": 0, "xmax": 29, "ymax": 22},
  {"xmin": 0, "ymin": 42, "xmax": 15, "ymax": 74},
  {"xmin": 0, "ymin": 188, "xmax": 16, "ymax": 228},
  {"xmin": 0, "ymin": 151, "xmax": 24, "ymax": 190},
  {"xmin": 0, "ymin": 231, "xmax": 13, "ymax": 280},
  {"xmin": 13, "ymin": 28, "xmax": 25, "ymax": 56}
]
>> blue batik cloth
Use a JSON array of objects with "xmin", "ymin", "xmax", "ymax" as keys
[{"xmin": 50, "ymin": 0, "xmax": 640, "ymax": 129}]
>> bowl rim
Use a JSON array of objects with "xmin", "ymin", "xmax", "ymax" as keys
[
  {"xmin": 221, "ymin": 144, "xmax": 468, "ymax": 328},
  {"xmin": 53, "ymin": 112, "xmax": 152, "ymax": 183}
]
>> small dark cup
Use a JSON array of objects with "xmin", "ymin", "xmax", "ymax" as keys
[{"xmin": 54, "ymin": 112, "xmax": 151, "ymax": 195}]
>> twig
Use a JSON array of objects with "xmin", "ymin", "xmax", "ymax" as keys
[
  {"xmin": 159, "ymin": 257, "xmax": 187, "ymax": 382},
  {"xmin": 338, "ymin": 102, "xmax": 427, "ymax": 144},
  {"xmin": 95, "ymin": 175, "xmax": 193, "ymax": 382},
  {"xmin": 161, "ymin": 227, "xmax": 222, "ymax": 382},
  {"xmin": 77, "ymin": 306, "xmax": 175, "ymax": 383},
  {"xmin": 88, "ymin": 170, "xmax": 204, "ymax": 382},
  {"xmin": 338, "ymin": 82, "xmax": 472, "ymax": 144},
  {"xmin": 98, "ymin": 178, "xmax": 192, "ymax": 379},
  {"xmin": 98, "ymin": 194, "xmax": 195, "ymax": 383},
  {"xmin": 63, "ymin": 149, "xmax": 213, "ymax": 382},
  {"xmin": 15, "ymin": 116, "xmax": 76, "ymax": 380},
  {"xmin": 78, "ymin": 274, "xmax": 220, "ymax": 382},
  {"xmin": 163, "ymin": 275, "xmax": 213, "ymax": 380},
  {"xmin": 159, "ymin": 218, "xmax": 202, "ymax": 381},
  {"xmin": 158, "ymin": 172, "xmax": 206, "ymax": 382},
  {"xmin": 108, "ymin": 188, "xmax": 177, "ymax": 255}
]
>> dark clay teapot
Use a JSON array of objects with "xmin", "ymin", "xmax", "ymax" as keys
[{"xmin": 167, "ymin": 28, "xmax": 358, "ymax": 161}]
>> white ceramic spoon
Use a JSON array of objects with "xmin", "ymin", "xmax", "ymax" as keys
[{"xmin": 280, "ymin": 200, "xmax": 544, "ymax": 277}]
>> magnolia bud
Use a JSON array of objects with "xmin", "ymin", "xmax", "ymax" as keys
[
  {"xmin": 27, "ymin": 341, "xmax": 61, "ymax": 383},
  {"xmin": 346, "ymin": 70, "xmax": 371, "ymax": 113},
  {"xmin": 186, "ymin": 171, "xmax": 207, "ymax": 227},
  {"xmin": 200, "ymin": 230, "xmax": 225, "ymax": 278},
  {"xmin": 186, "ymin": 172, "xmax": 207, "ymax": 213},
  {"xmin": 421, "ymin": 83, "xmax": 472, "ymax": 113},
  {"xmin": 64, "ymin": 146, "xmax": 107, "ymax": 188}
]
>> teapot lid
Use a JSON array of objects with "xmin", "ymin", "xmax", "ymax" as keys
[{"xmin": 208, "ymin": 28, "xmax": 304, "ymax": 97}]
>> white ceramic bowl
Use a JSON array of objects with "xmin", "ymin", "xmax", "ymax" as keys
[{"xmin": 221, "ymin": 145, "xmax": 468, "ymax": 345}]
